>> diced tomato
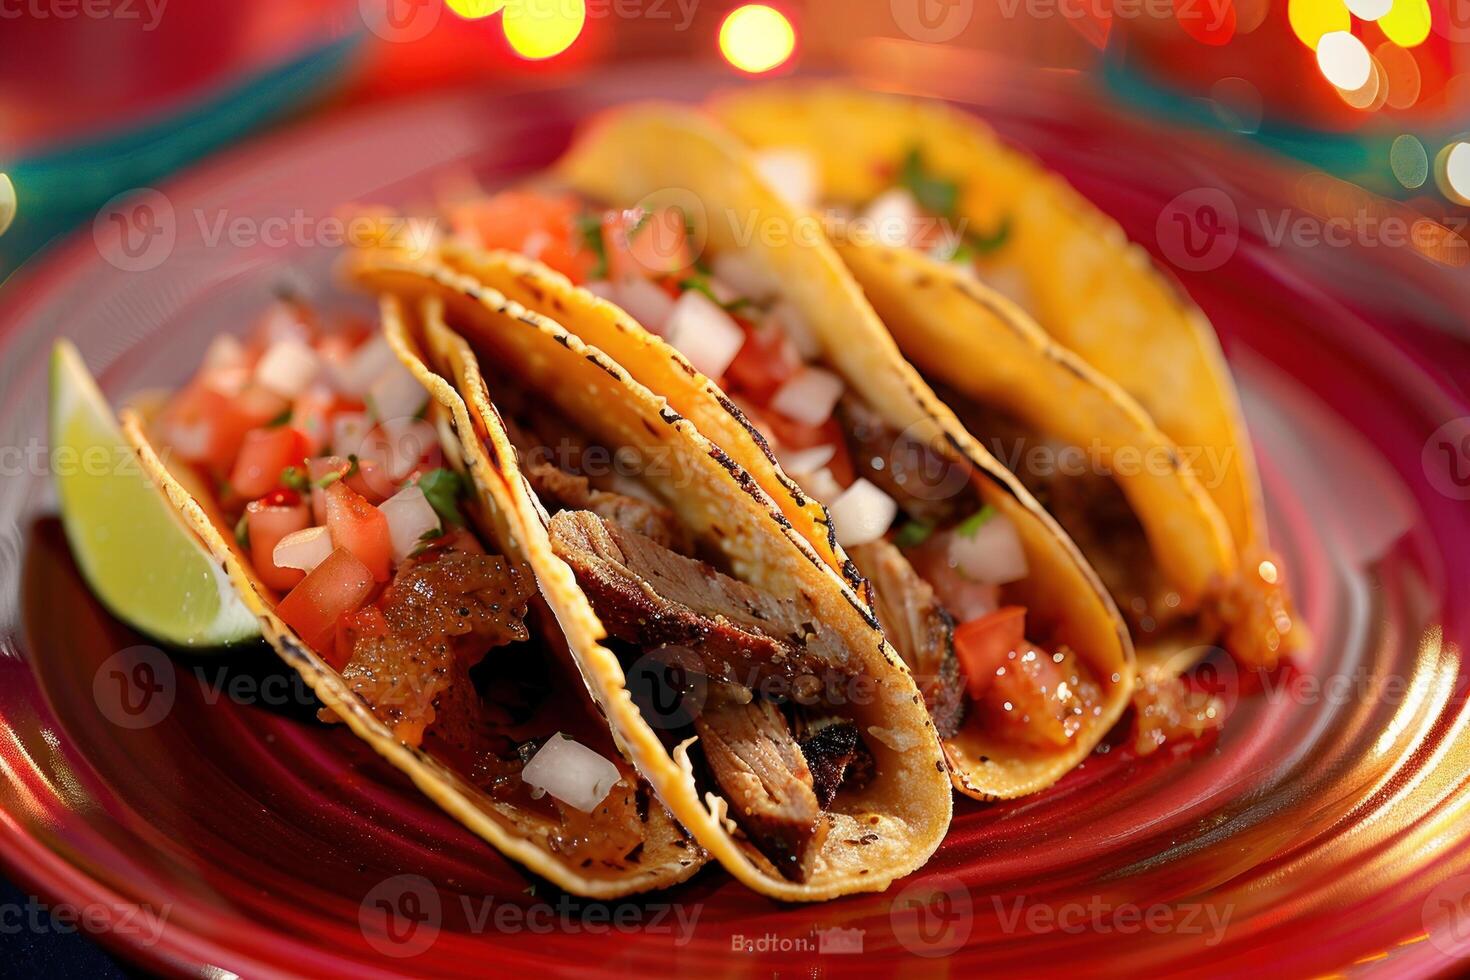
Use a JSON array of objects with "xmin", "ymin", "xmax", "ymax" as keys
[
  {"xmin": 449, "ymin": 191, "xmax": 597, "ymax": 283},
  {"xmin": 245, "ymin": 498, "xmax": 311, "ymax": 592},
  {"xmin": 231, "ymin": 426, "xmax": 309, "ymax": 500},
  {"xmin": 603, "ymin": 207, "xmax": 693, "ymax": 281},
  {"xmin": 307, "ymin": 456, "xmax": 348, "ymax": 523},
  {"xmin": 346, "ymin": 457, "xmax": 394, "ymax": 503},
  {"xmin": 954, "ymin": 606, "xmax": 1027, "ymax": 702},
  {"xmin": 323, "ymin": 481, "xmax": 393, "ymax": 581},
  {"xmin": 291, "ymin": 385, "xmax": 355, "ymax": 457},
  {"xmin": 332, "ymin": 605, "xmax": 388, "ymax": 672},
  {"xmin": 159, "ymin": 381, "xmax": 288, "ymax": 472},
  {"xmin": 724, "ymin": 319, "xmax": 802, "ymax": 403},
  {"xmin": 277, "ymin": 547, "xmax": 376, "ymax": 651}
]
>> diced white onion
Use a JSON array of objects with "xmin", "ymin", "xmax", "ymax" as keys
[
  {"xmin": 663, "ymin": 290, "xmax": 746, "ymax": 379},
  {"xmin": 367, "ymin": 362, "xmax": 427, "ymax": 423},
  {"xmin": 379, "ymin": 417, "xmax": 438, "ymax": 480},
  {"xmin": 202, "ymin": 334, "xmax": 246, "ymax": 372},
  {"xmin": 614, "ymin": 277, "xmax": 677, "ymax": 336},
  {"xmin": 770, "ymin": 366, "xmax": 844, "ymax": 427},
  {"xmin": 829, "ymin": 478, "xmax": 897, "ymax": 546},
  {"xmin": 754, "ymin": 148, "xmax": 819, "ymax": 209},
  {"xmin": 779, "ymin": 443, "xmax": 835, "ymax": 477},
  {"xmin": 254, "ymin": 339, "xmax": 320, "ymax": 399},
  {"xmin": 583, "ymin": 279, "xmax": 618, "ymax": 301},
  {"xmin": 379, "ymin": 486, "xmax": 441, "ymax": 561},
  {"xmin": 767, "ymin": 301, "xmax": 821, "ymax": 360},
  {"xmin": 947, "ymin": 513, "xmax": 1029, "ymax": 585},
  {"xmin": 331, "ymin": 412, "xmax": 372, "ymax": 458},
  {"xmin": 333, "ymin": 334, "xmax": 399, "ymax": 396},
  {"xmin": 797, "ymin": 466, "xmax": 844, "ymax": 504},
  {"xmin": 259, "ymin": 302, "xmax": 311, "ymax": 346},
  {"xmin": 521, "ymin": 229, "xmax": 553, "ymax": 261},
  {"xmin": 273, "ymin": 526, "xmax": 333, "ymax": 573},
  {"xmin": 862, "ymin": 188, "xmax": 923, "ymax": 248},
  {"xmin": 521, "ymin": 734, "xmax": 621, "ymax": 813},
  {"xmin": 712, "ymin": 251, "xmax": 779, "ymax": 305}
]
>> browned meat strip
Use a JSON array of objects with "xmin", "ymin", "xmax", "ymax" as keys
[
  {"xmin": 524, "ymin": 459, "xmax": 691, "ymax": 553},
  {"xmin": 694, "ymin": 684, "xmax": 826, "ymax": 882},
  {"xmin": 837, "ymin": 393, "xmax": 976, "ymax": 528},
  {"xmin": 795, "ymin": 719, "xmax": 871, "ymax": 809},
  {"xmin": 848, "ymin": 540, "xmax": 966, "ymax": 739},
  {"xmin": 547, "ymin": 510, "xmax": 841, "ymax": 688}
]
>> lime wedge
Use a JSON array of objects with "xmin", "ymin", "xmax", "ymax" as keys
[{"xmin": 50, "ymin": 340, "xmax": 260, "ymax": 649}]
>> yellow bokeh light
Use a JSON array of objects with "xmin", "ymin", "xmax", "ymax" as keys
[
  {"xmin": 1441, "ymin": 141, "xmax": 1470, "ymax": 205},
  {"xmin": 0, "ymin": 174, "xmax": 14, "ymax": 237},
  {"xmin": 1288, "ymin": 0, "xmax": 1350, "ymax": 49},
  {"xmin": 502, "ymin": 0, "xmax": 585, "ymax": 60},
  {"xmin": 1379, "ymin": 0, "xmax": 1432, "ymax": 48},
  {"xmin": 719, "ymin": 5, "xmax": 795, "ymax": 74},
  {"xmin": 446, "ymin": 0, "xmax": 503, "ymax": 18}
]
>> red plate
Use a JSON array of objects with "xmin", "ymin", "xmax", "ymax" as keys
[{"xmin": 2, "ymin": 69, "xmax": 1468, "ymax": 977}]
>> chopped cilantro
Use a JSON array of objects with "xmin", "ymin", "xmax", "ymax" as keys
[
  {"xmin": 894, "ymin": 521, "xmax": 935, "ymax": 549},
  {"xmin": 234, "ymin": 513, "xmax": 250, "ymax": 549},
  {"xmin": 956, "ymin": 504, "xmax": 996, "ymax": 538},
  {"xmin": 575, "ymin": 212, "xmax": 609, "ymax": 280},
  {"xmin": 313, "ymin": 457, "xmax": 357, "ymax": 490},
  {"xmin": 416, "ymin": 468, "xmax": 466, "ymax": 527},
  {"xmin": 966, "ymin": 215, "xmax": 1012, "ymax": 255},
  {"xmin": 899, "ymin": 146, "xmax": 960, "ymax": 218},
  {"xmin": 678, "ymin": 274, "xmax": 751, "ymax": 313},
  {"xmin": 280, "ymin": 466, "xmax": 309, "ymax": 492},
  {"xmin": 266, "ymin": 407, "xmax": 293, "ymax": 428},
  {"xmin": 408, "ymin": 526, "xmax": 445, "ymax": 559}
]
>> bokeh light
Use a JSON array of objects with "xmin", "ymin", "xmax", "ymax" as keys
[
  {"xmin": 1379, "ymin": 0, "xmax": 1432, "ymax": 47},
  {"xmin": 1343, "ymin": 0, "xmax": 1392, "ymax": 17},
  {"xmin": 1376, "ymin": 42, "xmax": 1422, "ymax": 108},
  {"xmin": 1289, "ymin": 0, "xmax": 1350, "ymax": 49},
  {"xmin": 1317, "ymin": 31, "xmax": 1372, "ymax": 90},
  {"xmin": 0, "ymin": 174, "xmax": 14, "ymax": 237},
  {"xmin": 719, "ymin": 5, "xmax": 795, "ymax": 74},
  {"xmin": 445, "ymin": 0, "xmax": 504, "ymax": 18},
  {"xmin": 1390, "ymin": 134, "xmax": 1429, "ymax": 188},
  {"xmin": 1439, "ymin": 141, "xmax": 1470, "ymax": 205},
  {"xmin": 502, "ymin": 0, "xmax": 586, "ymax": 60}
]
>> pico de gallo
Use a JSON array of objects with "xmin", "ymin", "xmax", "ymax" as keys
[
  {"xmin": 449, "ymin": 190, "xmax": 1102, "ymax": 752},
  {"xmin": 148, "ymin": 299, "xmax": 663, "ymax": 864}
]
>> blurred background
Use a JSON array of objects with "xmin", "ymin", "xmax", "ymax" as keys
[{"xmin": 0, "ymin": 1, "xmax": 1465, "ymax": 973}]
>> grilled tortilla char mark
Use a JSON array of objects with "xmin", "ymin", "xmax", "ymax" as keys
[
  {"xmin": 547, "ymin": 510, "xmax": 839, "ymax": 687},
  {"xmin": 837, "ymin": 393, "xmax": 975, "ymax": 528},
  {"xmin": 794, "ymin": 717, "xmax": 872, "ymax": 809},
  {"xmin": 694, "ymin": 683, "xmax": 828, "ymax": 882},
  {"xmin": 847, "ymin": 540, "xmax": 966, "ymax": 740}
]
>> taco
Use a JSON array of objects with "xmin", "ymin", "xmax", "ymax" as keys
[
  {"xmin": 392, "ymin": 102, "xmax": 1136, "ymax": 799},
  {"xmin": 707, "ymin": 83, "xmax": 1300, "ymax": 670},
  {"xmin": 343, "ymin": 253, "xmax": 954, "ymax": 900},
  {"xmin": 113, "ymin": 295, "xmax": 706, "ymax": 897}
]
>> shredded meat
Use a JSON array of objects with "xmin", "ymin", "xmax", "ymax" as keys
[
  {"xmin": 848, "ymin": 540, "xmax": 966, "ymax": 739},
  {"xmin": 331, "ymin": 550, "xmax": 535, "ymax": 746},
  {"xmin": 694, "ymin": 683, "xmax": 826, "ymax": 882},
  {"xmin": 837, "ymin": 393, "xmax": 976, "ymax": 527},
  {"xmin": 524, "ymin": 459, "xmax": 691, "ymax": 553},
  {"xmin": 547, "ymin": 510, "xmax": 839, "ymax": 688}
]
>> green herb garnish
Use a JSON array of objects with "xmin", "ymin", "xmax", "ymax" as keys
[
  {"xmin": 956, "ymin": 505, "xmax": 996, "ymax": 538},
  {"xmin": 575, "ymin": 212, "xmax": 609, "ymax": 280},
  {"xmin": 266, "ymin": 407, "xmax": 293, "ymax": 428},
  {"xmin": 678, "ymin": 274, "xmax": 752, "ymax": 313},
  {"xmin": 894, "ymin": 521, "xmax": 935, "ymax": 549},
  {"xmin": 416, "ymin": 468, "xmax": 466, "ymax": 527},
  {"xmin": 899, "ymin": 147, "xmax": 960, "ymax": 219},
  {"xmin": 408, "ymin": 526, "xmax": 445, "ymax": 558},
  {"xmin": 234, "ymin": 513, "xmax": 250, "ymax": 549},
  {"xmin": 967, "ymin": 215, "xmax": 1012, "ymax": 255},
  {"xmin": 280, "ymin": 466, "xmax": 309, "ymax": 492}
]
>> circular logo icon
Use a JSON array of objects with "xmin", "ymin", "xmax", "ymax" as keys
[
  {"xmin": 883, "ymin": 422, "xmax": 973, "ymax": 504},
  {"xmin": 360, "ymin": 874, "xmax": 442, "ymax": 958},
  {"xmin": 1186, "ymin": 646, "xmax": 1240, "ymax": 725},
  {"xmin": 890, "ymin": 873, "xmax": 973, "ymax": 957},
  {"xmin": 625, "ymin": 646, "xmax": 709, "ymax": 729},
  {"xmin": 1435, "ymin": 0, "xmax": 1470, "ymax": 43},
  {"xmin": 1156, "ymin": 187, "xmax": 1239, "ymax": 273},
  {"xmin": 1422, "ymin": 417, "xmax": 1470, "ymax": 501},
  {"xmin": 359, "ymin": 0, "xmax": 442, "ymax": 42},
  {"xmin": 92, "ymin": 646, "xmax": 176, "ymax": 730},
  {"xmin": 626, "ymin": 187, "xmax": 709, "ymax": 274},
  {"xmin": 1423, "ymin": 874, "xmax": 1470, "ymax": 955},
  {"xmin": 93, "ymin": 189, "xmax": 176, "ymax": 273},
  {"xmin": 890, "ymin": 0, "xmax": 975, "ymax": 43}
]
